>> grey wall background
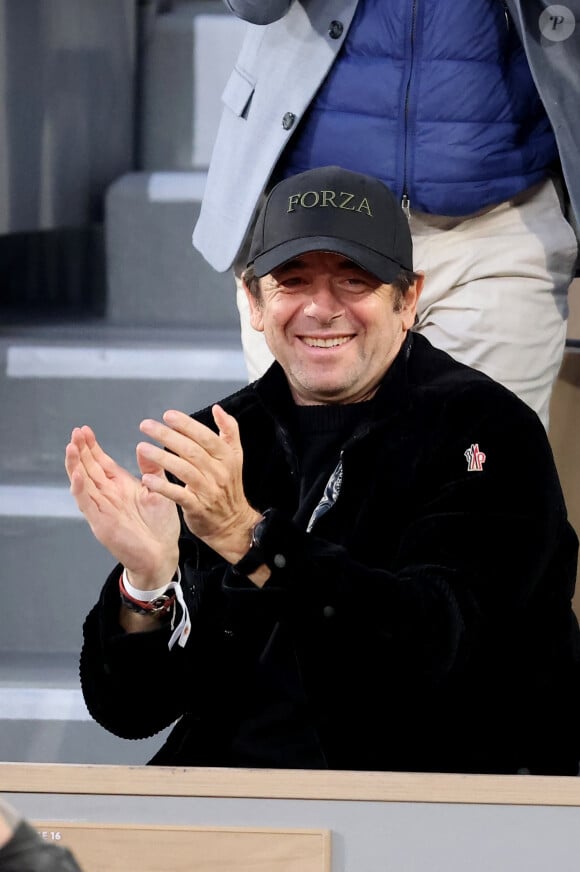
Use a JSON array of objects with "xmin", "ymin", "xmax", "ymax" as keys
[
  {"xmin": 0, "ymin": 0, "xmax": 136, "ymax": 234},
  {"xmin": 0, "ymin": 0, "xmax": 246, "ymax": 765}
]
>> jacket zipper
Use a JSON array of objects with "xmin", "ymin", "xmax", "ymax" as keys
[
  {"xmin": 401, "ymin": 0, "xmax": 418, "ymax": 218},
  {"xmin": 307, "ymin": 424, "xmax": 372, "ymax": 532},
  {"xmin": 274, "ymin": 421, "xmax": 299, "ymax": 482},
  {"xmin": 501, "ymin": 0, "xmax": 510, "ymax": 31}
]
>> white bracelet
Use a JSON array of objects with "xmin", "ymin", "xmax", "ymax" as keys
[
  {"xmin": 121, "ymin": 568, "xmax": 191, "ymax": 651},
  {"xmin": 122, "ymin": 569, "xmax": 179, "ymax": 602}
]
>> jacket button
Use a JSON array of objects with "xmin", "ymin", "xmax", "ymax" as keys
[
  {"xmin": 328, "ymin": 20, "xmax": 344, "ymax": 39},
  {"xmin": 322, "ymin": 605, "xmax": 336, "ymax": 619},
  {"xmin": 282, "ymin": 112, "xmax": 296, "ymax": 130},
  {"xmin": 273, "ymin": 553, "xmax": 286, "ymax": 568}
]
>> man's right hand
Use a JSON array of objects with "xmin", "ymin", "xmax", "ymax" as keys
[{"xmin": 65, "ymin": 425, "xmax": 180, "ymax": 590}]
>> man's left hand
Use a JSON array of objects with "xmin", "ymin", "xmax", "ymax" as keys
[{"xmin": 138, "ymin": 405, "xmax": 261, "ymax": 565}]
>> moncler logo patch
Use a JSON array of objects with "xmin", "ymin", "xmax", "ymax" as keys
[{"xmin": 465, "ymin": 443, "xmax": 486, "ymax": 472}]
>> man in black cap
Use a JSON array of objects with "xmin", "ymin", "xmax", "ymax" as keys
[{"xmin": 68, "ymin": 166, "xmax": 580, "ymax": 775}]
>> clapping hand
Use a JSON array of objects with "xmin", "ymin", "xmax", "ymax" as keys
[
  {"xmin": 137, "ymin": 405, "xmax": 261, "ymax": 566},
  {"xmin": 65, "ymin": 425, "xmax": 180, "ymax": 589}
]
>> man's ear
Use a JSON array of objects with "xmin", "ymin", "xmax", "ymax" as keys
[
  {"xmin": 242, "ymin": 279, "xmax": 265, "ymax": 333},
  {"xmin": 401, "ymin": 272, "xmax": 424, "ymax": 331}
]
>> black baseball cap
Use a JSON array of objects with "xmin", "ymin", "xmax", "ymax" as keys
[{"xmin": 247, "ymin": 165, "xmax": 413, "ymax": 283}]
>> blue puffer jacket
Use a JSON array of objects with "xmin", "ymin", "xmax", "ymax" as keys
[{"xmin": 276, "ymin": 0, "xmax": 558, "ymax": 216}]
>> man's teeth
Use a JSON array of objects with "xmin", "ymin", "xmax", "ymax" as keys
[{"xmin": 302, "ymin": 336, "xmax": 351, "ymax": 348}]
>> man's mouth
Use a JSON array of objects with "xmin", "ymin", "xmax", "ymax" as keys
[{"xmin": 301, "ymin": 336, "xmax": 353, "ymax": 348}]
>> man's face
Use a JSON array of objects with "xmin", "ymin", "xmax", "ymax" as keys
[{"xmin": 245, "ymin": 251, "xmax": 422, "ymax": 405}]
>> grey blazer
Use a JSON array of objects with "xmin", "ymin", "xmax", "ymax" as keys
[{"xmin": 192, "ymin": 0, "xmax": 580, "ymax": 273}]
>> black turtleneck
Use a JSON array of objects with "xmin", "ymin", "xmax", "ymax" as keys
[{"xmin": 290, "ymin": 400, "xmax": 372, "ymax": 521}]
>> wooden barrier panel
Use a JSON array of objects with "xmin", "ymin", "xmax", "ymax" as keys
[
  {"xmin": 2, "ymin": 761, "xmax": 580, "ymax": 804},
  {"xmin": 33, "ymin": 822, "xmax": 329, "ymax": 872},
  {"xmin": 3, "ymin": 764, "xmax": 580, "ymax": 872}
]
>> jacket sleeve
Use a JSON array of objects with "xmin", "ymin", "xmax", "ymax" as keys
[
  {"xmin": 79, "ymin": 548, "xmax": 245, "ymax": 741},
  {"xmin": 228, "ymin": 386, "xmax": 578, "ymax": 686},
  {"xmin": 223, "ymin": 0, "xmax": 293, "ymax": 25}
]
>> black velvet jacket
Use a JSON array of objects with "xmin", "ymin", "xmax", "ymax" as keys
[{"xmin": 80, "ymin": 334, "xmax": 580, "ymax": 774}]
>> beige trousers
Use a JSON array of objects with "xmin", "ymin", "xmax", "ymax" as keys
[{"xmin": 235, "ymin": 179, "xmax": 577, "ymax": 428}]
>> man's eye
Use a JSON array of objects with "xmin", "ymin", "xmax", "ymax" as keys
[
  {"xmin": 342, "ymin": 277, "xmax": 370, "ymax": 290},
  {"xmin": 279, "ymin": 276, "xmax": 306, "ymax": 288}
]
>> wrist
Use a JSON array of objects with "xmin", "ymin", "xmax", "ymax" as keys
[
  {"xmin": 215, "ymin": 510, "xmax": 264, "ymax": 566},
  {"xmin": 119, "ymin": 566, "xmax": 192, "ymax": 649},
  {"xmin": 233, "ymin": 509, "xmax": 272, "ymax": 579},
  {"xmin": 124, "ymin": 555, "xmax": 179, "ymax": 592},
  {"xmin": 120, "ymin": 568, "xmax": 179, "ymax": 618}
]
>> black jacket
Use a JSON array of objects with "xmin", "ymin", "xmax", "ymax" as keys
[{"xmin": 80, "ymin": 335, "xmax": 580, "ymax": 774}]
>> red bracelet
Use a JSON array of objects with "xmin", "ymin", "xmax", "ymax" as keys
[{"xmin": 118, "ymin": 574, "xmax": 176, "ymax": 616}]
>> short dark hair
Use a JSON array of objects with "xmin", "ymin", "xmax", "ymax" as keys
[
  {"xmin": 390, "ymin": 268, "xmax": 422, "ymax": 311},
  {"xmin": 242, "ymin": 263, "xmax": 421, "ymax": 309},
  {"xmin": 242, "ymin": 264, "xmax": 261, "ymax": 301}
]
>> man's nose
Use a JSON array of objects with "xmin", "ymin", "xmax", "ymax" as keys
[{"xmin": 303, "ymin": 280, "xmax": 344, "ymax": 323}]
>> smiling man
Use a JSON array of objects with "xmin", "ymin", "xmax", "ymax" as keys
[
  {"xmin": 242, "ymin": 166, "xmax": 422, "ymax": 406},
  {"xmin": 245, "ymin": 252, "xmax": 419, "ymax": 405},
  {"xmin": 69, "ymin": 166, "xmax": 580, "ymax": 775}
]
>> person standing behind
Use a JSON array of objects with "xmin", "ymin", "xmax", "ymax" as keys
[{"xmin": 193, "ymin": 0, "xmax": 579, "ymax": 428}]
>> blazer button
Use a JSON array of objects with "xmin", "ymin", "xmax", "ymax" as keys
[
  {"xmin": 282, "ymin": 112, "xmax": 296, "ymax": 130},
  {"xmin": 328, "ymin": 20, "xmax": 344, "ymax": 39}
]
